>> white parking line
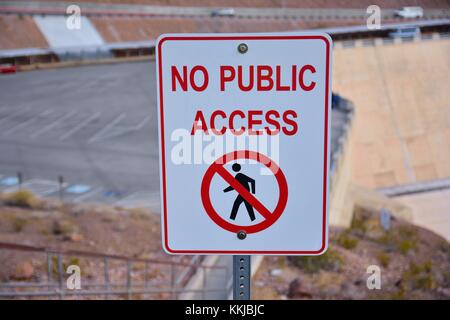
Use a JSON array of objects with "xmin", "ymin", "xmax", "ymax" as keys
[
  {"xmin": 0, "ymin": 107, "xmax": 29, "ymax": 127},
  {"xmin": 134, "ymin": 116, "xmax": 150, "ymax": 130},
  {"xmin": 115, "ymin": 191, "xmax": 159, "ymax": 209},
  {"xmin": 3, "ymin": 109, "xmax": 53, "ymax": 136},
  {"xmin": 59, "ymin": 112, "xmax": 101, "ymax": 141},
  {"xmin": 31, "ymin": 110, "xmax": 76, "ymax": 138},
  {"xmin": 88, "ymin": 115, "xmax": 150, "ymax": 143},
  {"xmin": 4, "ymin": 179, "xmax": 62, "ymax": 196},
  {"xmin": 88, "ymin": 113, "xmax": 125, "ymax": 144},
  {"xmin": 72, "ymin": 187, "xmax": 102, "ymax": 202}
]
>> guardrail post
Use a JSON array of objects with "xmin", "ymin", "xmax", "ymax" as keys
[
  {"xmin": 170, "ymin": 262, "xmax": 176, "ymax": 300},
  {"xmin": 144, "ymin": 262, "xmax": 148, "ymax": 289},
  {"xmin": 47, "ymin": 252, "xmax": 52, "ymax": 295},
  {"xmin": 126, "ymin": 260, "xmax": 132, "ymax": 300},
  {"xmin": 104, "ymin": 257, "xmax": 110, "ymax": 300},
  {"xmin": 57, "ymin": 254, "xmax": 64, "ymax": 300},
  {"xmin": 201, "ymin": 266, "xmax": 207, "ymax": 300}
]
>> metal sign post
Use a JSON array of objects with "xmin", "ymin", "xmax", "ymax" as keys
[{"xmin": 233, "ymin": 255, "xmax": 251, "ymax": 300}]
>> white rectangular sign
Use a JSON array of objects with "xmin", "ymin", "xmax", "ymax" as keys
[{"xmin": 156, "ymin": 33, "xmax": 331, "ymax": 255}]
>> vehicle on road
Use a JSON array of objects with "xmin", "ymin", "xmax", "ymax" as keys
[
  {"xmin": 394, "ymin": 7, "xmax": 424, "ymax": 18},
  {"xmin": 211, "ymin": 8, "xmax": 235, "ymax": 17},
  {"xmin": 388, "ymin": 26, "xmax": 421, "ymax": 38}
]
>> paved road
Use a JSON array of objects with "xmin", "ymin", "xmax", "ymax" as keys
[{"xmin": 0, "ymin": 61, "xmax": 160, "ymax": 210}]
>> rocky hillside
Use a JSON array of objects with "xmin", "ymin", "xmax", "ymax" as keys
[
  {"xmin": 0, "ymin": 190, "xmax": 181, "ymax": 299},
  {"xmin": 252, "ymin": 206, "xmax": 450, "ymax": 300}
]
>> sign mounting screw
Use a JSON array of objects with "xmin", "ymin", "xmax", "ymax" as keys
[
  {"xmin": 237, "ymin": 230, "xmax": 247, "ymax": 240},
  {"xmin": 237, "ymin": 43, "xmax": 248, "ymax": 54}
]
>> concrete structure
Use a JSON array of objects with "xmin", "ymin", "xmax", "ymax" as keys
[
  {"xmin": 397, "ymin": 188, "xmax": 450, "ymax": 241},
  {"xmin": 33, "ymin": 15, "xmax": 104, "ymax": 48},
  {"xmin": 333, "ymin": 38, "xmax": 450, "ymax": 189}
]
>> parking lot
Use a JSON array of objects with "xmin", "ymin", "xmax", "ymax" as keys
[{"xmin": 0, "ymin": 61, "xmax": 161, "ymax": 211}]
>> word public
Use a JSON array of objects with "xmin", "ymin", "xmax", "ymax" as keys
[{"xmin": 171, "ymin": 64, "xmax": 318, "ymax": 136}]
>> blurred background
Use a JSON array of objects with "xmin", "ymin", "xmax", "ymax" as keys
[{"xmin": 0, "ymin": 0, "xmax": 449, "ymax": 300}]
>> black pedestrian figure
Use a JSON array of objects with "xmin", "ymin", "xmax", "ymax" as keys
[{"xmin": 223, "ymin": 163, "xmax": 256, "ymax": 221}]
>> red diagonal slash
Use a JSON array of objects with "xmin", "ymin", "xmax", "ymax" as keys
[
  {"xmin": 201, "ymin": 150, "xmax": 288, "ymax": 234},
  {"xmin": 215, "ymin": 164, "xmax": 273, "ymax": 220}
]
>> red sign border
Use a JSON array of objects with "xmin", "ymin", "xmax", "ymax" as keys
[{"xmin": 157, "ymin": 34, "xmax": 330, "ymax": 255}]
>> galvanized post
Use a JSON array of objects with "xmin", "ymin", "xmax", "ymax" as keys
[
  {"xmin": 144, "ymin": 262, "xmax": 148, "ymax": 288},
  {"xmin": 17, "ymin": 172, "xmax": 22, "ymax": 190},
  {"xmin": 58, "ymin": 175, "xmax": 64, "ymax": 202},
  {"xmin": 104, "ymin": 257, "xmax": 110, "ymax": 300},
  {"xmin": 47, "ymin": 252, "xmax": 52, "ymax": 296},
  {"xmin": 126, "ymin": 260, "xmax": 132, "ymax": 300},
  {"xmin": 170, "ymin": 262, "xmax": 176, "ymax": 300},
  {"xmin": 201, "ymin": 266, "xmax": 207, "ymax": 300},
  {"xmin": 233, "ymin": 255, "xmax": 251, "ymax": 300},
  {"xmin": 57, "ymin": 254, "xmax": 64, "ymax": 300}
]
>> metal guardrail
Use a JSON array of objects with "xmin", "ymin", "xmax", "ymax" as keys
[
  {"xmin": 0, "ymin": 241, "xmax": 228, "ymax": 299},
  {"xmin": 378, "ymin": 177, "xmax": 450, "ymax": 197},
  {"xmin": 0, "ymin": 41, "xmax": 156, "ymax": 66}
]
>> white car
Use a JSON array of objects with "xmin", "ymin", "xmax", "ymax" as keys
[
  {"xmin": 211, "ymin": 8, "xmax": 235, "ymax": 17},
  {"xmin": 395, "ymin": 7, "xmax": 424, "ymax": 18}
]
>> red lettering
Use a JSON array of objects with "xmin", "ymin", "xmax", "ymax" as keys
[
  {"xmin": 191, "ymin": 110, "xmax": 208, "ymax": 135},
  {"xmin": 248, "ymin": 110, "xmax": 263, "ymax": 135},
  {"xmin": 229, "ymin": 110, "xmax": 245, "ymax": 135},
  {"xmin": 282, "ymin": 110, "xmax": 298, "ymax": 135},
  {"xmin": 265, "ymin": 110, "xmax": 281, "ymax": 135},
  {"xmin": 257, "ymin": 65, "xmax": 274, "ymax": 91},
  {"xmin": 238, "ymin": 65, "xmax": 254, "ymax": 91},
  {"xmin": 210, "ymin": 110, "xmax": 227, "ymax": 135},
  {"xmin": 299, "ymin": 65, "xmax": 316, "ymax": 91},
  {"xmin": 276, "ymin": 66, "xmax": 290, "ymax": 91},
  {"xmin": 291, "ymin": 65, "xmax": 297, "ymax": 91},
  {"xmin": 171, "ymin": 66, "xmax": 187, "ymax": 91},
  {"xmin": 220, "ymin": 66, "xmax": 235, "ymax": 91},
  {"xmin": 190, "ymin": 66, "xmax": 209, "ymax": 92}
]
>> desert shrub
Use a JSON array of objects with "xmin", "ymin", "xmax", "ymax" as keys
[
  {"xmin": 335, "ymin": 231, "xmax": 359, "ymax": 249},
  {"xmin": 376, "ymin": 251, "xmax": 390, "ymax": 267},
  {"xmin": 350, "ymin": 213, "xmax": 368, "ymax": 235},
  {"xmin": 375, "ymin": 225, "xmax": 417, "ymax": 254},
  {"xmin": 12, "ymin": 218, "xmax": 27, "ymax": 232},
  {"xmin": 128, "ymin": 208, "xmax": 150, "ymax": 220},
  {"xmin": 4, "ymin": 190, "xmax": 37, "ymax": 208},
  {"xmin": 50, "ymin": 256, "xmax": 81, "ymax": 278},
  {"xmin": 398, "ymin": 239, "xmax": 417, "ymax": 254},
  {"xmin": 52, "ymin": 219, "xmax": 76, "ymax": 235},
  {"xmin": 398, "ymin": 225, "xmax": 417, "ymax": 239},
  {"xmin": 276, "ymin": 256, "xmax": 287, "ymax": 268},
  {"xmin": 289, "ymin": 246, "xmax": 343, "ymax": 273},
  {"xmin": 403, "ymin": 261, "xmax": 436, "ymax": 290}
]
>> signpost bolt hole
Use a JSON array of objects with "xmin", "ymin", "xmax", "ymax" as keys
[
  {"xmin": 237, "ymin": 230, "xmax": 247, "ymax": 240},
  {"xmin": 238, "ymin": 43, "xmax": 248, "ymax": 54}
]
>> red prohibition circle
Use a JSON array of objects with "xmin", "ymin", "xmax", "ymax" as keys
[{"xmin": 201, "ymin": 150, "xmax": 288, "ymax": 234}]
